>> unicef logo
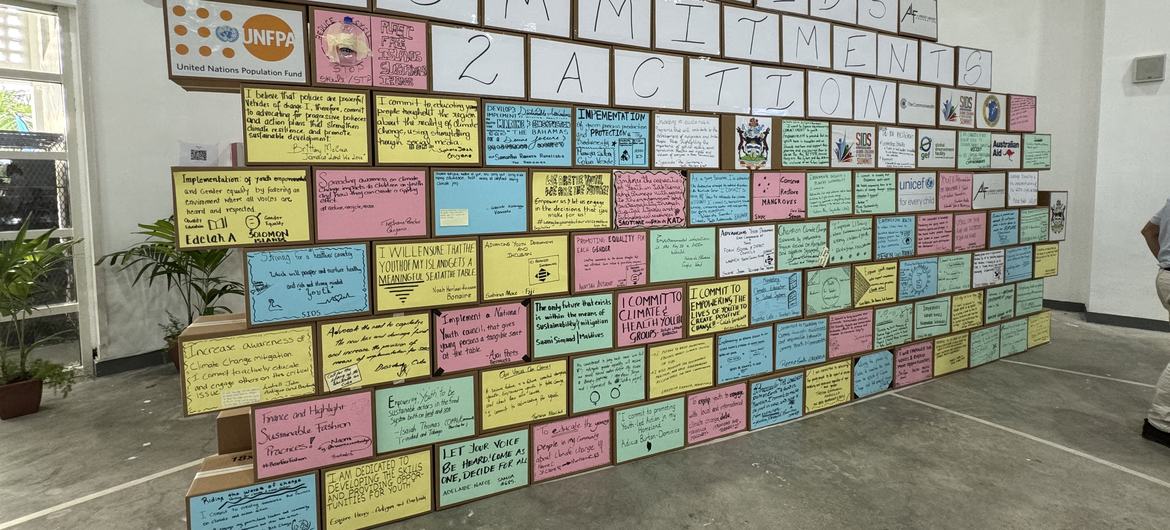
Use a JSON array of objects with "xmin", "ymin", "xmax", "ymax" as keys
[{"xmin": 215, "ymin": 25, "xmax": 239, "ymax": 43}]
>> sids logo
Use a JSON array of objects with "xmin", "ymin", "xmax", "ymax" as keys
[
  {"xmin": 243, "ymin": 14, "xmax": 295, "ymax": 62},
  {"xmin": 855, "ymin": 132, "xmax": 873, "ymax": 147},
  {"xmin": 959, "ymin": 95, "xmax": 975, "ymax": 113}
]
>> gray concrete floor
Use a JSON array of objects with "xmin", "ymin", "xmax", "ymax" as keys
[{"xmin": 2, "ymin": 310, "xmax": 1168, "ymax": 529}]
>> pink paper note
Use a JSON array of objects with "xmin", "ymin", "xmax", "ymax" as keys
[
  {"xmin": 953, "ymin": 212, "xmax": 988, "ymax": 251},
  {"xmin": 895, "ymin": 342, "xmax": 934, "ymax": 387},
  {"xmin": 686, "ymin": 383, "xmax": 747, "ymax": 444},
  {"xmin": 614, "ymin": 170, "xmax": 687, "ymax": 228},
  {"xmin": 573, "ymin": 232, "xmax": 648, "ymax": 292},
  {"xmin": 828, "ymin": 309, "xmax": 874, "ymax": 359},
  {"xmin": 616, "ymin": 288, "xmax": 684, "ymax": 346},
  {"xmin": 315, "ymin": 169, "xmax": 427, "ymax": 241},
  {"xmin": 372, "ymin": 16, "xmax": 428, "ymax": 90},
  {"xmin": 532, "ymin": 411, "xmax": 612, "ymax": 481},
  {"xmin": 435, "ymin": 303, "xmax": 528, "ymax": 373},
  {"xmin": 916, "ymin": 214, "xmax": 954, "ymax": 255},
  {"xmin": 253, "ymin": 391, "xmax": 374, "ymax": 479},
  {"xmin": 938, "ymin": 172, "xmax": 973, "ymax": 211},
  {"xmin": 1008, "ymin": 95, "xmax": 1037, "ymax": 133},
  {"xmin": 752, "ymin": 172, "xmax": 806, "ymax": 221},
  {"xmin": 312, "ymin": 10, "xmax": 374, "ymax": 86}
]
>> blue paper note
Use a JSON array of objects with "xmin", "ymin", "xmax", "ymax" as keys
[
  {"xmin": 717, "ymin": 327, "xmax": 774, "ymax": 384},
  {"xmin": 575, "ymin": 107, "xmax": 650, "ymax": 167},
  {"xmin": 433, "ymin": 171, "xmax": 527, "ymax": 236},
  {"xmin": 875, "ymin": 216, "xmax": 916, "ymax": 259},
  {"xmin": 775, "ymin": 318, "xmax": 827, "ymax": 369},
  {"xmin": 853, "ymin": 350, "xmax": 894, "ymax": 398},
  {"xmin": 749, "ymin": 373, "xmax": 804, "ymax": 429},
  {"xmin": 484, "ymin": 102, "xmax": 572, "ymax": 166},
  {"xmin": 690, "ymin": 172, "xmax": 751, "ymax": 225},
  {"xmin": 898, "ymin": 257, "xmax": 938, "ymax": 301},
  {"xmin": 989, "ymin": 209, "xmax": 1020, "ymax": 247},
  {"xmin": 246, "ymin": 244, "xmax": 369, "ymax": 324},
  {"xmin": 1004, "ymin": 245, "xmax": 1034, "ymax": 283},
  {"xmin": 750, "ymin": 272, "xmax": 803, "ymax": 324},
  {"xmin": 188, "ymin": 474, "xmax": 318, "ymax": 530}
]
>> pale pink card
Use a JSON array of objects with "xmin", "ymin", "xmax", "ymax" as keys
[
  {"xmin": 532, "ymin": 411, "xmax": 612, "ymax": 481},
  {"xmin": 315, "ymin": 169, "xmax": 427, "ymax": 240},
  {"xmin": 938, "ymin": 172, "xmax": 973, "ymax": 211},
  {"xmin": 435, "ymin": 303, "xmax": 528, "ymax": 373},
  {"xmin": 752, "ymin": 173, "xmax": 806, "ymax": 221},
  {"xmin": 916, "ymin": 214, "xmax": 954, "ymax": 255},
  {"xmin": 614, "ymin": 171, "xmax": 687, "ymax": 228},
  {"xmin": 1008, "ymin": 95, "xmax": 1037, "ymax": 133},
  {"xmin": 312, "ymin": 10, "xmax": 373, "ymax": 86},
  {"xmin": 616, "ymin": 288, "xmax": 685, "ymax": 347},
  {"xmin": 953, "ymin": 212, "xmax": 988, "ymax": 251},
  {"xmin": 311, "ymin": 11, "xmax": 428, "ymax": 90},
  {"xmin": 253, "ymin": 391, "xmax": 373, "ymax": 479},
  {"xmin": 686, "ymin": 383, "xmax": 747, "ymax": 444},
  {"xmin": 895, "ymin": 342, "xmax": 934, "ymax": 387},
  {"xmin": 573, "ymin": 232, "xmax": 648, "ymax": 293},
  {"xmin": 828, "ymin": 309, "xmax": 874, "ymax": 359}
]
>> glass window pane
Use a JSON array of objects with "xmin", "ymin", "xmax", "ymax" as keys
[
  {"xmin": 0, "ymin": 79, "xmax": 66, "ymax": 140},
  {"xmin": 1, "ymin": 313, "xmax": 81, "ymax": 368},
  {"xmin": 0, "ymin": 5, "xmax": 60, "ymax": 75},
  {"xmin": 0, "ymin": 159, "xmax": 69, "ymax": 230}
]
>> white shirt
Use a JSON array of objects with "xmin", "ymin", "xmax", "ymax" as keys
[{"xmin": 1151, "ymin": 199, "xmax": 1170, "ymax": 268}]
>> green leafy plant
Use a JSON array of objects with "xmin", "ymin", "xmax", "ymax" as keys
[
  {"xmin": 96, "ymin": 217, "xmax": 243, "ymax": 345},
  {"xmin": 0, "ymin": 220, "xmax": 79, "ymax": 395}
]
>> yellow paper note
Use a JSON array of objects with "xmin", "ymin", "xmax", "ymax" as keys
[
  {"xmin": 243, "ymin": 87, "xmax": 369, "ymax": 164},
  {"xmin": 530, "ymin": 171, "xmax": 612, "ymax": 231},
  {"xmin": 688, "ymin": 280, "xmax": 749, "ymax": 335},
  {"xmin": 1028, "ymin": 311, "xmax": 1051, "ymax": 348},
  {"xmin": 854, "ymin": 262, "xmax": 898, "ymax": 307},
  {"xmin": 375, "ymin": 94, "xmax": 481, "ymax": 164},
  {"xmin": 181, "ymin": 326, "xmax": 316, "ymax": 415},
  {"xmin": 648, "ymin": 338, "xmax": 714, "ymax": 399},
  {"xmin": 481, "ymin": 235, "xmax": 570, "ymax": 300},
  {"xmin": 319, "ymin": 314, "xmax": 431, "ymax": 391},
  {"xmin": 322, "ymin": 449, "xmax": 432, "ymax": 530},
  {"xmin": 1034, "ymin": 243, "xmax": 1059, "ymax": 277},
  {"xmin": 950, "ymin": 291, "xmax": 984, "ymax": 332},
  {"xmin": 806, "ymin": 360, "xmax": 851, "ymax": 413},
  {"xmin": 374, "ymin": 240, "xmax": 479, "ymax": 311},
  {"xmin": 172, "ymin": 168, "xmax": 312, "ymax": 249},
  {"xmin": 480, "ymin": 360, "xmax": 568, "ymax": 431},
  {"xmin": 933, "ymin": 333, "xmax": 970, "ymax": 376}
]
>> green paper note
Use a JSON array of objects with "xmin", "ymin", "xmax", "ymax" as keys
[
  {"xmin": 958, "ymin": 131, "xmax": 992, "ymax": 169},
  {"xmin": 650, "ymin": 227, "xmax": 715, "ymax": 282}
]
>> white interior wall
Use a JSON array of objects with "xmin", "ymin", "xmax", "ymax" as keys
[
  {"xmin": 81, "ymin": 1, "xmax": 242, "ymax": 360},
  {"xmin": 1087, "ymin": 0, "xmax": 1170, "ymax": 321},
  {"xmin": 77, "ymin": 1, "xmax": 1153, "ymax": 361},
  {"xmin": 938, "ymin": 0, "xmax": 1104, "ymax": 309}
]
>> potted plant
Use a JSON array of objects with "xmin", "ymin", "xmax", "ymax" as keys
[
  {"xmin": 96, "ymin": 217, "xmax": 243, "ymax": 366},
  {"xmin": 0, "ymin": 221, "xmax": 79, "ymax": 419}
]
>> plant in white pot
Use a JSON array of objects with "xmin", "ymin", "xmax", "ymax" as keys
[{"xmin": 0, "ymin": 221, "xmax": 79, "ymax": 419}]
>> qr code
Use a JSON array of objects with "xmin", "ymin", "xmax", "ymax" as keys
[{"xmin": 189, "ymin": 149, "xmax": 207, "ymax": 161}]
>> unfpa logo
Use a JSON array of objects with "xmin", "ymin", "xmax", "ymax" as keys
[{"xmin": 242, "ymin": 14, "xmax": 296, "ymax": 62}]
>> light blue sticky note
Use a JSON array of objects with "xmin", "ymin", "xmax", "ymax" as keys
[
  {"xmin": 853, "ymin": 350, "xmax": 894, "ymax": 398},
  {"xmin": 575, "ymin": 107, "xmax": 650, "ymax": 167},
  {"xmin": 898, "ymin": 257, "xmax": 938, "ymax": 301},
  {"xmin": 484, "ymin": 102, "xmax": 572, "ymax": 166},
  {"xmin": 969, "ymin": 326, "xmax": 1002, "ymax": 367},
  {"xmin": 989, "ymin": 210, "xmax": 1020, "ymax": 247},
  {"xmin": 437, "ymin": 429, "xmax": 529, "ymax": 507},
  {"xmin": 750, "ymin": 272, "xmax": 803, "ymax": 324},
  {"xmin": 246, "ymin": 244, "xmax": 369, "ymax": 324},
  {"xmin": 616, "ymin": 398, "xmax": 685, "ymax": 462},
  {"xmin": 690, "ymin": 172, "xmax": 751, "ymax": 225},
  {"xmin": 188, "ymin": 474, "xmax": 318, "ymax": 530},
  {"xmin": 717, "ymin": 327, "xmax": 774, "ymax": 384},
  {"xmin": 571, "ymin": 348, "xmax": 646, "ymax": 414},
  {"xmin": 749, "ymin": 373, "xmax": 804, "ymax": 429},
  {"xmin": 875, "ymin": 215, "xmax": 916, "ymax": 259},
  {"xmin": 775, "ymin": 318, "xmax": 827, "ymax": 369},
  {"xmin": 433, "ymin": 171, "xmax": 528, "ymax": 236},
  {"xmin": 1004, "ymin": 246, "xmax": 1034, "ymax": 283},
  {"xmin": 913, "ymin": 297, "xmax": 952, "ymax": 340}
]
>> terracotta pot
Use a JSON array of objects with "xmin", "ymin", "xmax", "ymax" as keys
[{"xmin": 0, "ymin": 378, "xmax": 43, "ymax": 420}]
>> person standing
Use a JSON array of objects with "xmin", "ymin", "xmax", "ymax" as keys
[{"xmin": 1140, "ymin": 200, "xmax": 1170, "ymax": 447}]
